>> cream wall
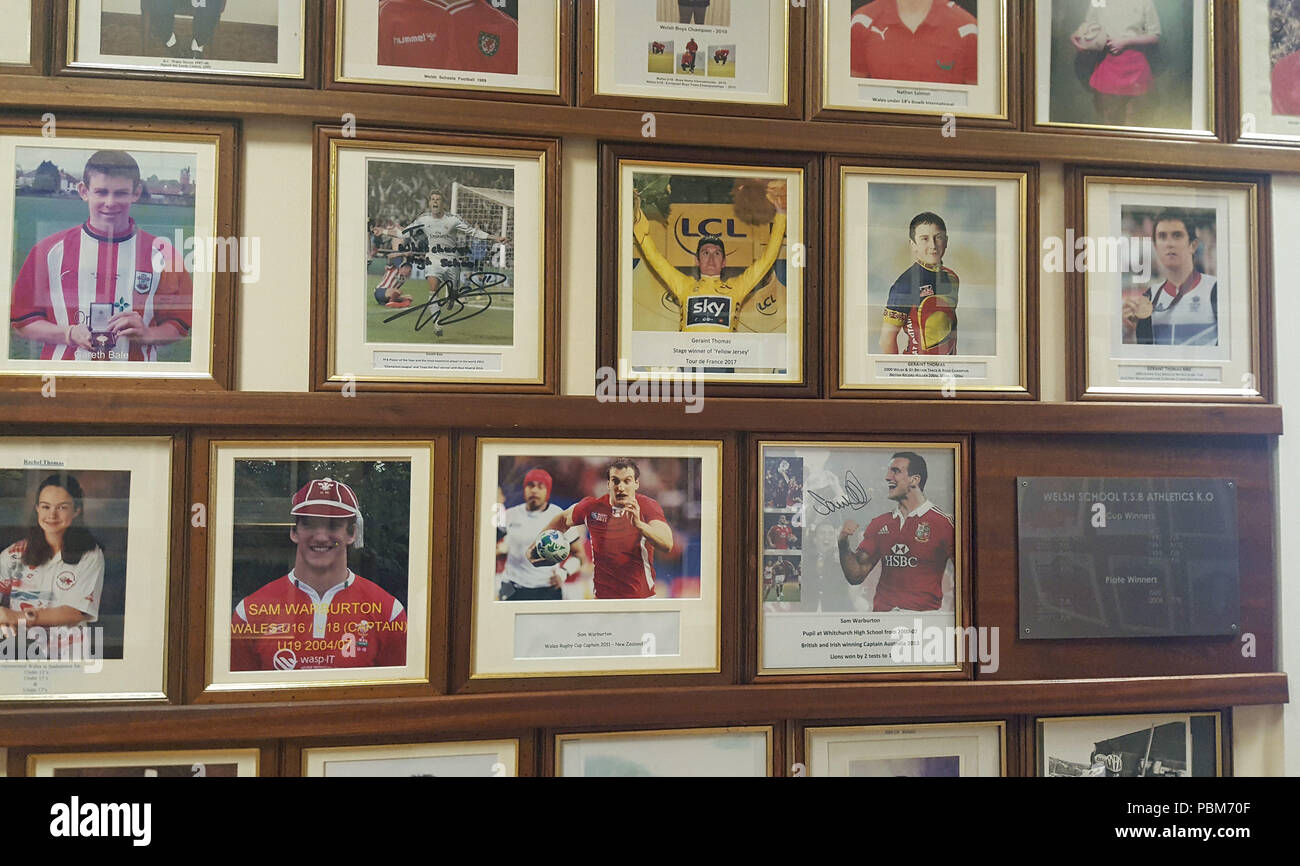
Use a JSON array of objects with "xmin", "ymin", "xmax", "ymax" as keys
[{"xmin": 234, "ymin": 120, "xmax": 1292, "ymax": 771}]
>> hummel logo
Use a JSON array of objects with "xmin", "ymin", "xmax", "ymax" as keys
[
  {"xmin": 871, "ymin": 25, "xmax": 888, "ymax": 39},
  {"xmin": 891, "ymin": 543, "xmax": 911, "ymax": 555}
]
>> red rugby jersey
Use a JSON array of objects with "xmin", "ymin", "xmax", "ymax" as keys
[
  {"xmin": 231, "ymin": 571, "xmax": 408, "ymax": 672},
  {"xmin": 377, "ymin": 0, "xmax": 519, "ymax": 75},
  {"xmin": 849, "ymin": 0, "xmax": 978, "ymax": 85},
  {"xmin": 856, "ymin": 501, "xmax": 954, "ymax": 611},
  {"xmin": 10, "ymin": 220, "xmax": 192, "ymax": 362},
  {"xmin": 571, "ymin": 494, "xmax": 667, "ymax": 600}
]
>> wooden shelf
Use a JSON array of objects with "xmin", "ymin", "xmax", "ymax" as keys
[
  {"xmin": 0, "ymin": 673, "xmax": 1285, "ymax": 747},
  {"xmin": 0, "ymin": 392, "xmax": 1281, "ymax": 435},
  {"xmin": 1, "ymin": 75, "xmax": 1296, "ymax": 172}
]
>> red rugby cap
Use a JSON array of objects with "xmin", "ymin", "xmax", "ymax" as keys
[{"xmin": 291, "ymin": 478, "xmax": 360, "ymax": 518}]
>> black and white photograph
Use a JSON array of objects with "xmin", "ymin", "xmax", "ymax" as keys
[{"xmin": 1038, "ymin": 712, "xmax": 1221, "ymax": 777}]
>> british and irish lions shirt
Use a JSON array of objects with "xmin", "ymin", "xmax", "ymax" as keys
[
  {"xmin": 10, "ymin": 221, "xmax": 192, "ymax": 362},
  {"xmin": 231, "ymin": 571, "xmax": 407, "ymax": 671},
  {"xmin": 854, "ymin": 501, "xmax": 955, "ymax": 611},
  {"xmin": 377, "ymin": 0, "xmax": 519, "ymax": 74},
  {"xmin": 571, "ymin": 494, "xmax": 667, "ymax": 600}
]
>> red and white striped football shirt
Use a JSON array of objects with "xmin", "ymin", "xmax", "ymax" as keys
[{"xmin": 10, "ymin": 220, "xmax": 192, "ymax": 362}]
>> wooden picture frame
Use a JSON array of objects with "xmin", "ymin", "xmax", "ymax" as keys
[
  {"xmin": 326, "ymin": 0, "xmax": 571, "ymax": 105},
  {"xmin": 1065, "ymin": 165, "xmax": 1273, "ymax": 402},
  {"xmin": 453, "ymin": 432, "xmax": 738, "ymax": 693},
  {"xmin": 828, "ymin": 156, "xmax": 1039, "ymax": 399},
  {"xmin": 598, "ymin": 142, "xmax": 820, "ymax": 398},
  {"xmin": 311, "ymin": 126, "xmax": 560, "ymax": 394},
  {"xmin": 1026, "ymin": 0, "xmax": 1221, "ymax": 140},
  {"xmin": 21, "ymin": 744, "xmax": 273, "ymax": 777},
  {"xmin": 549, "ymin": 724, "xmax": 777, "ymax": 777},
  {"xmin": 292, "ymin": 734, "xmax": 528, "ymax": 777},
  {"xmin": 57, "ymin": 0, "xmax": 319, "ymax": 88},
  {"xmin": 809, "ymin": 0, "xmax": 1016, "ymax": 127},
  {"xmin": 1035, "ymin": 709, "xmax": 1226, "ymax": 777},
  {"xmin": 0, "ymin": 434, "xmax": 184, "ymax": 704},
  {"xmin": 185, "ymin": 430, "xmax": 449, "ymax": 703},
  {"xmin": 578, "ymin": 0, "xmax": 803, "ymax": 119},
  {"xmin": 747, "ymin": 435, "xmax": 973, "ymax": 682},
  {"xmin": 0, "ymin": 114, "xmax": 238, "ymax": 392},
  {"xmin": 0, "ymin": 0, "xmax": 50, "ymax": 76},
  {"xmin": 797, "ymin": 719, "xmax": 1007, "ymax": 777}
]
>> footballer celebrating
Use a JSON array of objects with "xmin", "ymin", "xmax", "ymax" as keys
[
  {"xmin": 632, "ymin": 182, "xmax": 787, "ymax": 333},
  {"xmin": 530, "ymin": 459, "xmax": 673, "ymax": 600},
  {"xmin": 231, "ymin": 479, "xmax": 408, "ymax": 672},
  {"xmin": 837, "ymin": 452, "xmax": 955, "ymax": 612},
  {"xmin": 878, "ymin": 212, "xmax": 959, "ymax": 355},
  {"xmin": 498, "ymin": 468, "xmax": 587, "ymax": 601}
]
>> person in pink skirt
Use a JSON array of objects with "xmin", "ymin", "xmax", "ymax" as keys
[{"xmin": 1071, "ymin": 0, "xmax": 1162, "ymax": 127}]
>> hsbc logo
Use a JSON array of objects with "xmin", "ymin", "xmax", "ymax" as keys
[{"xmin": 883, "ymin": 542, "xmax": 918, "ymax": 568}]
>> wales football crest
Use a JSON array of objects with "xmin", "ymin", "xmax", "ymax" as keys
[{"xmin": 479, "ymin": 31, "xmax": 501, "ymax": 57}]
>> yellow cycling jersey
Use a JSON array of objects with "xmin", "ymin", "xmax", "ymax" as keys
[{"xmin": 632, "ymin": 211, "xmax": 788, "ymax": 332}]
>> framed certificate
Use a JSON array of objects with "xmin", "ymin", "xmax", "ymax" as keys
[
  {"xmin": 0, "ymin": 118, "xmax": 237, "ymax": 390},
  {"xmin": 802, "ymin": 721, "xmax": 1005, "ymax": 777},
  {"xmin": 60, "ymin": 0, "xmax": 313, "ymax": 85},
  {"xmin": 1236, "ymin": 0, "xmax": 1300, "ymax": 143},
  {"xmin": 0, "ymin": 436, "xmax": 177, "ymax": 702},
  {"xmin": 832, "ymin": 160, "xmax": 1036, "ymax": 398},
  {"xmin": 755, "ymin": 438, "xmax": 970, "ymax": 677},
  {"xmin": 601, "ymin": 144, "xmax": 816, "ymax": 396},
  {"xmin": 0, "ymin": 0, "xmax": 47, "ymax": 75},
  {"xmin": 465, "ymin": 437, "xmax": 724, "ymax": 683},
  {"xmin": 1036, "ymin": 711, "xmax": 1224, "ymax": 777},
  {"xmin": 329, "ymin": 0, "xmax": 569, "ymax": 103},
  {"xmin": 195, "ymin": 438, "xmax": 440, "ymax": 700},
  {"xmin": 581, "ymin": 0, "xmax": 799, "ymax": 118},
  {"xmin": 1031, "ymin": 0, "xmax": 1216, "ymax": 137},
  {"xmin": 1069, "ymin": 170, "xmax": 1270, "ymax": 402},
  {"xmin": 28, "ymin": 747, "xmax": 263, "ymax": 777},
  {"xmin": 815, "ymin": 0, "xmax": 1012, "ymax": 123},
  {"xmin": 313, "ymin": 126, "xmax": 558, "ymax": 393}
]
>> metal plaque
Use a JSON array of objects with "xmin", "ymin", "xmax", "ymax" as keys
[{"xmin": 1017, "ymin": 478, "xmax": 1239, "ymax": 639}]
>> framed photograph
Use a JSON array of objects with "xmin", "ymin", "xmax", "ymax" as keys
[
  {"xmin": 60, "ymin": 0, "xmax": 312, "ymax": 84},
  {"xmin": 1032, "ymin": 0, "xmax": 1215, "ymax": 136},
  {"xmin": 815, "ymin": 0, "xmax": 1011, "ymax": 122},
  {"xmin": 28, "ymin": 747, "xmax": 262, "ymax": 777},
  {"xmin": 601, "ymin": 145, "xmax": 815, "ymax": 395},
  {"xmin": 832, "ymin": 161, "xmax": 1036, "ymax": 398},
  {"xmin": 0, "ymin": 437, "xmax": 175, "ymax": 702},
  {"xmin": 0, "ymin": 0, "xmax": 48, "ymax": 75},
  {"xmin": 1236, "ymin": 0, "xmax": 1300, "ymax": 142},
  {"xmin": 555, "ymin": 727, "xmax": 772, "ymax": 777},
  {"xmin": 581, "ymin": 0, "xmax": 798, "ymax": 118},
  {"xmin": 1070, "ymin": 171, "xmax": 1270, "ymax": 401},
  {"xmin": 1036, "ymin": 711, "xmax": 1224, "ymax": 777},
  {"xmin": 755, "ymin": 439, "xmax": 968, "ymax": 677},
  {"xmin": 0, "ymin": 118, "xmax": 236, "ymax": 389},
  {"xmin": 467, "ymin": 438, "xmax": 723, "ymax": 681},
  {"xmin": 803, "ymin": 721, "xmax": 1004, "ymax": 776},
  {"xmin": 302, "ymin": 739, "xmax": 518, "ymax": 777},
  {"xmin": 329, "ymin": 0, "xmax": 568, "ymax": 102},
  {"xmin": 313, "ymin": 127, "xmax": 558, "ymax": 393},
  {"xmin": 200, "ymin": 440, "xmax": 435, "ymax": 697}
]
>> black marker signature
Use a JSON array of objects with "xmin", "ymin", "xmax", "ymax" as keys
[
  {"xmin": 807, "ymin": 470, "xmax": 872, "ymax": 515},
  {"xmin": 382, "ymin": 272, "xmax": 509, "ymax": 330}
]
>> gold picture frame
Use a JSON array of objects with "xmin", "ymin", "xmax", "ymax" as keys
[
  {"xmin": 555, "ymin": 726, "xmax": 773, "ymax": 777},
  {"xmin": 802, "ymin": 720, "xmax": 1006, "ymax": 777}
]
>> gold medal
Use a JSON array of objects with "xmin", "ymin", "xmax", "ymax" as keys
[{"xmin": 1133, "ymin": 296, "xmax": 1153, "ymax": 320}]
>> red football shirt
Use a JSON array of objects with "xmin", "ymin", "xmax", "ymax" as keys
[
  {"xmin": 231, "ymin": 571, "xmax": 407, "ymax": 672},
  {"xmin": 377, "ymin": 0, "xmax": 519, "ymax": 75},
  {"xmin": 768, "ymin": 525, "xmax": 794, "ymax": 549},
  {"xmin": 571, "ymin": 494, "xmax": 667, "ymax": 599},
  {"xmin": 849, "ymin": 0, "xmax": 979, "ymax": 85},
  {"xmin": 11, "ymin": 220, "xmax": 192, "ymax": 362},
  {"xmin": 855, "ymin": 501, "xmax": 954, "ymax": 611},
  {"xmin": 1273, "ymin": 50, "xmax": 1300, "ymax": 117}
]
